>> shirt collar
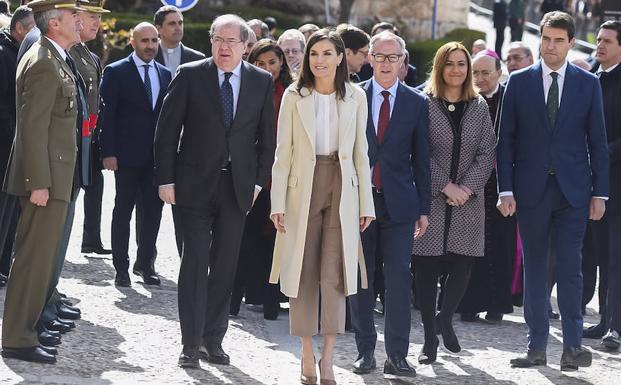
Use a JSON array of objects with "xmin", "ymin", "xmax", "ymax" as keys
[
  {"xmin": 132, "ymin": 51, "xmax": 154, "ymax": 67},
  {"xmin": 217, "ymin": 61, "xmax": 243, "ymax": 79},
  {"xmin": 597, "ymin": 62, "xmax": 620, "ymax": 74},
  {"xmin": 483, "ymin": 83, "xmax": 500, "ymax": 99},
  {"xmin": 541, "ymin": 59, "xmax": 568, "ymax": 79},
  {"xmin": 161, "ymin": 42, "xmax": 181, "ymax": 54},
  {"xmin": 44, "ymin": 36, "xmax": 67, "ymax": 61},
  {"xmin": 371, "ymin": 77, "xmax": 399, "ymax": 98}
]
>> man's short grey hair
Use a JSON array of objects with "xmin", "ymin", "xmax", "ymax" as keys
[
  {"xmin": 277, "ymin": 29, "xmax": 306, "ymax": 50},
  {"xmin": 10, "ymin": 5, "xmax": 33, "ymax": 33},
  {"xmin": 34, "ymin": 8, "xmax": 61, "ymax": 35},
  {"xmin": 210, "ymin": 14, "xmax": 251, "ymax": 42},
  {"xmin": 369, "ymin": 31, "xmax": 406, "ymax": 54},
  {"xmin": 507, "ymin": 41, "xmax": 533, "ymax": 57}
]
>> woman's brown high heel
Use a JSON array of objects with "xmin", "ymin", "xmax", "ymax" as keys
[
  {"xmin": 318, "ymin": 358, "xmax": 337, "ymax": 385},
  {"xmin": 300, "ymin": 356, "xmax": 317, "ymax": 385}
]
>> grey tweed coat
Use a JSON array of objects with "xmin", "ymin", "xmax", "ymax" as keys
[{"xmin": 412, "ymin": 95, "xmax": 496, "ymax": 257}]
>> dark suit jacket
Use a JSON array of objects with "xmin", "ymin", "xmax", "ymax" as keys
[
  {"xmin": 0, "ymin": 28, "xmax": 18, "ymax": 178},
  {"xmin": 361, "ymin": 80, "xmax": 431, "ymax": 222},
  {"xmin": 155, "ymin": 43, "xmax": 205, "ymax": 70},
  {"xmin": 154, "ymin": 58, "xmax": 274, "ymax": 212},
  {"xmin": 497, "ymin": 61, "xmax": 609, "ymax": 209},
  {"xmin": 100, "ymin": 54, "xmax": 172, "ymax": 168}
]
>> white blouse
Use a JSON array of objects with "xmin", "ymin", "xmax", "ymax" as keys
[{"xmin": 313, "ymin": 90, "xmax": 339, "ymax": 155}]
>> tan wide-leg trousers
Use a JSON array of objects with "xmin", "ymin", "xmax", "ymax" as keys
[{"xmin": 290, "ymin": 154, "xmax": 345, "ymax": 337}]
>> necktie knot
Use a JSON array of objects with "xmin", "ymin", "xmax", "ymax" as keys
[
  {"xmin": 224, "ymin": 72, "xmax": 233, "ymax": 82},
  {"xmin": 550, "ymin": 71, "xmax": 558, "ymax": 81},
  {"xmin": 381, "ymin": 90, "xmax": 390, "ymax": 101}
]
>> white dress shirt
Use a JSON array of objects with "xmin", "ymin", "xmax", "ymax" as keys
[
  {"xmin": 313, "ymin": 90, "xmax": 339, "ymax": 155},
  {"xmin": 132, "ymin": 52, "xmax": 160, "ymax": 109},
  {"xmin": 597, "ymin": 62, "xmax": 619, "ymax": 75}
]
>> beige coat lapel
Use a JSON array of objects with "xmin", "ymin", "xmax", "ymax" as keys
[
  {"xmin": 296, "ymin": 88, "xmax": 316, "ymax": 154},
  {"xmin": 337, "ymin": 86, "xmax": 356, "ymax": 149}
]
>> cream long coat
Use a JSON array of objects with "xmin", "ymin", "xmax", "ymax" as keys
[{"xmin": 269, "ymin": 83, "xmax": 375, "ymax": 298}]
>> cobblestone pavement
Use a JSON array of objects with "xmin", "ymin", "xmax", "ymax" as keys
[{"xmin": 0, "ymin": 14, "xmax": 617, "ymax": 385}]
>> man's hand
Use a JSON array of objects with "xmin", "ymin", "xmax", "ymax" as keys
[
  {"xmin": 30, "ymin": 188, "xmax": 49, "ymax": 207},
  {"xmin": 414, "ymin": 215, "xmax": 429, "ymax": 240},
  {"xmin": 102, "ymin": 156, "xmax": 118, "ymax": 171},
  {"xmin": 159, "ymin": 185, "xmax": 176, "ymax": 205},
  {"xmin": 360, "ymin": 216, "xmax": 374, "ymax": 232},
  {"xmin": 271, "ymin": 213, "xmax": 286, "ymax": 233},
  {"xmin": 589, "ymin": 198, "xmax": 606, "ymax": 221},
  {"xmin": 442, "ymin": 183, "xmax": 470, "ymax": 206},
  {"xmin": 497, "ymin": 195, "xmax": 517, "ymax": 217}
]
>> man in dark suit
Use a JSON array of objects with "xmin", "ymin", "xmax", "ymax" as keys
[
  {"xmin": 155, "ymin": 14, "xmax": 274, "ymax": 368},
  {"xmin": 1, "ymin": 0, "xmax": 84, "ymax": 364},
  {"xmin": 100, "ymin": 22, "xmax": 172, "ymax": 287},
  {"xmin": 150, "ymin": 4, "xmax": 204, "ymax": 259},
  {"xmin": 349, "ymin": 31, "xmax": 431, "ymax": 378},
  {"xmin": 582, "ymin": 20, "xmax": 621, "ymax": 351},
  {"xmin": 0, "ymin": 5, "xmax": 34, "ymax": 286},
  {"xmin": 497, "ymin": 12, "xmax": 609, "ymax": 371},
  {"xmin": 154, "ymin": 5, "xmax": 204, "ymax": 74}
]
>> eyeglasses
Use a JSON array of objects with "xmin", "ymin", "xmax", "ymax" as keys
[
  {"xmin": 371, "ymin": 53, "xmax": 403, "ymax": 63},
  {"xmin": 211, "ymin": 36, "xmax": 243, "ymax": 46},
  {"xmin": 505, "ymin": 54, "xmax": 525, "ymax": 63},
  {"xmin": 283, "ymin": 48, "xmax": 302, "ymax": 56},
  {"xmin": 472, "ymin": 70, "xmax": 494, "ymax": 78}
]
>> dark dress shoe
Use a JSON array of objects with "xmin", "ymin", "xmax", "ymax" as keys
[
  {"xmin": 418, "ymin": 336, "xmax": 439, "ymax": 364},
  {"xmin": 38, "ymin": 331, "xmax": 61, "ymax": 346},
  {"xmin": 42, "ymin": 328, "xmax": 61, "ymax": 338},
  {"xmin": 199, "ymin": 344, "xmax": 230, "ymax": 365},
  {"xmin": 263, "ymin": 302, "xmax": 279, "ymax": 320},
  {"xmin": 178, "ymin": 345, "xmax": 199, "ymax": 368},
  {"xmin": 39, "ymin": 344, "xmax": 58, "ymax": 355},
  {"xmin": 437, "ymin": 315, "xmax": 461, "ymax": 353},
  {"xmin": 460, "ymin": 313, "xmax": 480, "ymax": 322},
  {"xmin": 58, "ymin": 304, "xmax": 80, "ymax": 320},
  {"xmin": 81, "ymin": 245, "xmax": 112, "ymax": 254},
  {"xmin": 602, "ymin": 330, "xmax": 620, "ymax": 351},
  {"xmin": 46, "ymin": 320, "xmax": 71, "ymax": 334},
  {"xmin": 132, "ymin": 267, "xmax": 161, "ymax": 286},
  {"xmin": 0, "ymin": 273, "xmax": 7, "ymax": 287},
  {"xmin": 55, "ymin": 318, "xmax": 76, "ymax": 329},
  {"xmin": 60, "ymin": 302, "xmax": 81, "ymax": 314},
  {"xmin": 115, "ymin": 272, "xmax": 131, "ymax": 287},
  {"xmin": 352, "ymin": 350, "xmax": 376, "ymax": 374},
  {"xmin": 510, "ymin": 349, "xmax": 546, "ymax": 368},
  {"xmin": 560, "ymin": 346, "xmax": 592, "ymax": 371},
  {"xmin": 485, "ymin": 312, "xmax": 503, "ymax": 323},
  {"xmin": 383, "ymin": 355, "xmax": 416, "ymax": 378},
  {"xmin": 2, "ymin": 346, "xmax": 56, "ymax": 364},
  {"xmin": 583, "ymin": 322, "xmax": 606, "ymax": 339}
]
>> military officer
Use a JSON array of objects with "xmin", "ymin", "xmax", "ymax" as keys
[
  {"xmin": 70, "ymin": 0, "xmax": 110, "ymax": 255},
  {"xmin": 1, "ymin": 0, "xmax": 84, "ymax": 364}
]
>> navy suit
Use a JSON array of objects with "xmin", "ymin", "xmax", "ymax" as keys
[
  {"xmin": 100, "ymin": 54, "xmax": 172, "ymax": 274},
  {"xmin": 350, "ymin": 80, "xmax": 431, "ymax": 357},
  {"xmin": 497, "ymin": 61, "xmax": 609, "ymax": 350}
]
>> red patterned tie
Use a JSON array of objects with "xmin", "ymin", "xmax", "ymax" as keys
[{"xmin": 372, "ymin": 90, "xmax": 391, "ymax": 189}]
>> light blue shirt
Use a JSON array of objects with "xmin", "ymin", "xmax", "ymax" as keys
[
  {"xmin": 217, "ymin": 62, "xmax": 242, "ymax": 118},
  {"xmin": 132, "ymin": 52, "xmax": 160, "ymax": 109},
  {"xmin": 371, "ymin": 77, "xmax": 399, "ymax": 134}
]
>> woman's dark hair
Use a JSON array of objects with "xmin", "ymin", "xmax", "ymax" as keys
[
  {"xmin": 296, "ymin": 28, "xmax": 349, "ymax": 100},
  {"xmin": 248, "ymin": 39, "xmax": 293, "ymax": 88}
]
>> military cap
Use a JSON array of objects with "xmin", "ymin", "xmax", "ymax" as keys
[
  {"xmin": 80, "ymin": 0, "xmax": 110, "ymax": 14},
  {"xmin": 27, "ymin": 0, "xmax": 86, "ymax": 13}
]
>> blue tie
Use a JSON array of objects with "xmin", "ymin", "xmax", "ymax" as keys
[
  {"xmin": 547, "ymin": 72, "xmax": 559, "ymax": 128},
  {"xmin": 221, "ymin": 72, "xmax": 234, "ymax": 130},
  {"xmin": 143, "ymin": 64, "xmax": 153, "ymax": 109}
]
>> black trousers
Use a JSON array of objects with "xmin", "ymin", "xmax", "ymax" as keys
[
  {"xmin": 111, "ymin": 165, "xmax": 162, "ymax": 273},
  {"xmin": 495, "ymin": 27, "xmax": 505, "ymax": 57},
  {"xmin": 509, "ymin": 18, "xmax": 524, "ymax": 41},
  {"xmin": 0, "ymin": 192, "xmax": 18, "ymax": 275},
  {"xmin": 177, "ymin": 170, "xmax": 247, "ymax": 346},
  {"xmin": 604, "ymin": 215, "xmax": 621, "ymax": 331},
  {"xmin": 81, "ymin": 168, "xmax": 104, "ymax": 248},
  {"xmin": 582, "ymin": 219, "xmax": 609, "ymax": 314}
]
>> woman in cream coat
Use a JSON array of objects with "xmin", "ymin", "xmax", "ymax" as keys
[{"xmin": 269, "ymin": 29, "xmax": 374, "ymax": 385}]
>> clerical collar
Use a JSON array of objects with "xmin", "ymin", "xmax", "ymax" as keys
[{"xmin": 483, "ymin": 84, "xmax": 500, "ymax": 99}]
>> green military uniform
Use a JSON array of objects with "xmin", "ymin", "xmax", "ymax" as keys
[{"xmin": 1, "ymin": 9, "xmax": 83, "ymax": 348}]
